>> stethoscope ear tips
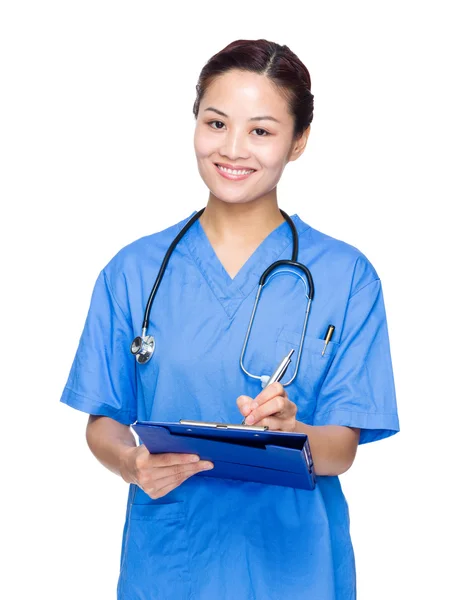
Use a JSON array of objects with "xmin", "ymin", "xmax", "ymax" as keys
[{"xmin": 130, "ymin": 335, "xmax": 155, "ymax": 364}]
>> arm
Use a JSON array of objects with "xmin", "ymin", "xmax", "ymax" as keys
[
  {"xmin": 238, "ymin": 384, "xmax": 360, "ymax": 477},
  {"xmin": 86, "ymin": 415, "xmax": 137, "ymax": 479},
  {"xmin": 239, "ymin": 278, "xmax": 398, "ymax": 465},
  {"xmin": 294, "ymin": 421, "xmax": 360, "ymax": 476},
  {"xmin": 85, "ymin": 415, "xmax": 214, "ymax": 496}
]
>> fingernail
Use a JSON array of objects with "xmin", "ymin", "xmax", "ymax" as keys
[
  {"xmin": 189, "ymin": 455, "xmax": 200, "ymax": 462},
  {"xmin": 246, "ymin": 415, "xmax": 255, "ymax": 425},
  {"xmin": 201, "ymin": 462, "xmax": 214, "ymax": 470},
  {"xmin": 250, "ymin": 401, "xmax": 258, "ymax": 409}
]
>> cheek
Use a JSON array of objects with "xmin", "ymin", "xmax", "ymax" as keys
[
  {"xmin": 255, "ymin": 143, "xmax": 289, "ymax": 172},
  {"xmin": 194, "ymin": 129, "xmax": 216, "ymax": 158}
]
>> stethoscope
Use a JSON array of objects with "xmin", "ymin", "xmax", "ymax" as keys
[{"xmin": 130, "ymin": 208, "xmax": 314, "ymax": 387}]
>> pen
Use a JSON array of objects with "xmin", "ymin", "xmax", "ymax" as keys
[
  {"xmin": 321, "ymin": 324, "xmax": 335, "ymax": 356},
  {"xmin": 242, "ymin": 349, "xmax": 295, "ymax": 425}
]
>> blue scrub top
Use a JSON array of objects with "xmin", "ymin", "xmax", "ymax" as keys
[{"xmin": 60, "ymin": 211, "xmax": 400, "ymax": 600}]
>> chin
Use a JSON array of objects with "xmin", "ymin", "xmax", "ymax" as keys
[{"xmin": 210, "ymin": 193, "xmax": 254, "ymax": 206}]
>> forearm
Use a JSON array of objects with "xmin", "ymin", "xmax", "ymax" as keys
[
  {"xmin": 294, "ymin": 421, "xmax": 360, "ymax": 476},
  {"xmin": 86, "ymin": 415, "xmax": 137, "ymax": 478}
]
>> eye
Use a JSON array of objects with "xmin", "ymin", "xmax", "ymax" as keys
[
  {"xmin": 207, "ymin": 121, "xmax": 270, "ymax": 137},
  {"xmin": 252, "ymin": 128, "xmax": 270, "ymax": 137},
  {"xmin": 208, "ymin": 120, "xmax": 225, "ymax": 130}
]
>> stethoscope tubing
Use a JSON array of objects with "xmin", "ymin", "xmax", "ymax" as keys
[
  {"xmin": 131, "ymin": 208, "xmax": 315, "ymax": 377},
  {"xmin": 141, "ymin": 207, "xmax": 205, "ymax": 331}
]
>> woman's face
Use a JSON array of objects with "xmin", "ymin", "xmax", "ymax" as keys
[{"xmin": 194, "ymin": 69, "xmax": 309, "ymax": 206}]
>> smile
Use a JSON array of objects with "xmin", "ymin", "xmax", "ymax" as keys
[{"xmin": 214, "ymin": 163, "xmax": 256, "ymax": 181}]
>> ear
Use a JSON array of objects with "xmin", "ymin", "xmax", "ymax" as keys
[{"xmin": 288, "ymin": 125, "xmax": 311, "ymax": 162}]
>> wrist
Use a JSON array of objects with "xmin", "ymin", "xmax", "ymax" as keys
[
  {"xmin": 294, "ymin": 419, "xmax": 310, "ymax": 435},
  {"xmin": 118, "ymin": 444, "xmax": 136, "ymax": 484}
]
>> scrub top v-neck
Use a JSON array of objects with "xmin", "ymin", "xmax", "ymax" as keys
[
  {"xmin": 183, "ymin": 213, "xmax": 302, "ymax": 318},
  {"xmin": 60, "ymin": 210, "xmax": 400, "ymax": 600}
]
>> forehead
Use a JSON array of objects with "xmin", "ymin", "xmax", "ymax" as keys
[{"xmin": 203, "ymin": 69, "xmax": 291, "ymax": 120}]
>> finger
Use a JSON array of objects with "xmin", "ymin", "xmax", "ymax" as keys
[
  {"xmin": 139, "ymin": 461, "xmax": 213, "ymax": 494},
  {"xmin": 156, "ymin": 461, "xmax": 214, "ymax": 482},
  {"xmin": 149, "ymin": 481, "xmax": 183, "ymax": 499},
  {"xmin": 245, "ymin": 395, "xmax": 287, "ymax": 425},
  {"xmin": 152, "ymin": 470, "xmax": 203, "ymax": 498},
  {"xmin": 236, "ymin": 395, "xmax": 253, "ymax": 412},
  {"xmin": 145, "ymin": 473, "xmax": 202, "ymax": 500},
  {"xmin": 149, "ymin": 464, "xmax": 213, "ymax": 499},
  {"xmin": 238, "ymin": 389, "xmax": 275, "ymax": 418},
  {"xmin": 254, "ymin": 416, "xmax": 286, "ymax": 431},
  {"xmin": 159, "ymin": 460, "xmax": 213, "ymax": 479},
  {"xmin": 149, "ymin": 453, "xmax": 201, "ymax": 468},
  {"xmin": 240, "ymin": 401, "xmax": 256, "ymax": 418},
  {"xmin": 253, "ymin": 382, "xmax": 286, "ymax": 407}
]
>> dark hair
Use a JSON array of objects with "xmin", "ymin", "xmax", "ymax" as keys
[{"xmin": 193, "ymin": 39, "xmax": 314, "ymax": 140}]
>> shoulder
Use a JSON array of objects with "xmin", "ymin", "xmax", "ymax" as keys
[
  {"xmin": 99, "ymin": 211, "xmax": 196, "ymax": 298},
  {"xmin": 296, "ymin": 214, "xmax": 380, "ymax": 295}
]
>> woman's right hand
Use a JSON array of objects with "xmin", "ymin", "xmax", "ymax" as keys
[{"xmin": 119, "ymin": 445, "xmax": 214, "ymax": 499}]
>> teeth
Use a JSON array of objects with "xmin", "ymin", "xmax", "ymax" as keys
[{"xmin": 217, "ymin": 164, "xmax": 254, "ymax": 175}]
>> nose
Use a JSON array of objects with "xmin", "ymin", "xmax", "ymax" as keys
[{"xmin": 220, "ymin": 127, "xmax": 250, "ymax": 161}]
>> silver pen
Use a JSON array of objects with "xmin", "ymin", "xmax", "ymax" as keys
[{"xmin": 241, "ymin": 349, "xmax": 295, "ymax": 425}]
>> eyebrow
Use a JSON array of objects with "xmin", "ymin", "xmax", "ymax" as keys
[{"xmin": 204, "ymin": 106, "xmax": 281, "ymax": 124}]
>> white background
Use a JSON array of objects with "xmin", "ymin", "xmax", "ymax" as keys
[{"xmin": 1, "ymin": 1, "xmax": 472, "ymax": 598}]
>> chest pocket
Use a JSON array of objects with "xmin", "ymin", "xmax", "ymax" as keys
[{"xmin": 275, "ymin": 326, "xmax": 340, "ymax": 423}]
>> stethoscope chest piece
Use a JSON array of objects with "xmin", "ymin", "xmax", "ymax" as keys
[{"xmin": 130, "ymin": 333, "xmax": 155, "ymax": 364}]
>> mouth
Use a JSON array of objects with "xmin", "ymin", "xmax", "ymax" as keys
[{"xmin": 214, "ymin": 162, "xmax": 257, "ymax": 181}]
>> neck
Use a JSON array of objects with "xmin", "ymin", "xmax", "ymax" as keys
[{"xmin": 199, "ymin": 194, "xmax": 286, "ymax": 244}]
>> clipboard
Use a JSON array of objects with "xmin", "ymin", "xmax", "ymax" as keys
[{"xmin": 132, "ymin": 420, "xmax": 316, "ymax": 490}]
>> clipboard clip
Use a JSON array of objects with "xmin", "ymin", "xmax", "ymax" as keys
[{"xmin": 179, "ymin": 419, "xmax": 269, "ymax": 432}]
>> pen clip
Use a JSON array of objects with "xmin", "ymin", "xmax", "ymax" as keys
[{"xmin": 321, "ymin": 324, "xmax": 335, "ymax": 356}]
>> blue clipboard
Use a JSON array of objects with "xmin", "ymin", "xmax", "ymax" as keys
[{"xmin": 132, "ymin": 420, "xmax": 316, "ymax": 490}]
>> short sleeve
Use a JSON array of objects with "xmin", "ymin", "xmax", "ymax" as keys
[
  {"xmin": 60, "ymin": 269, "xmax": 137, "ymax": 425},
  {"xmin": 313, "ymin": 279, "xmax": 400, "ymax": 444}
]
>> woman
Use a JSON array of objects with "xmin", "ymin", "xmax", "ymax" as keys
[{"xmin": 61, "ymin": 39, "xmax": 400, "ymax": 599}]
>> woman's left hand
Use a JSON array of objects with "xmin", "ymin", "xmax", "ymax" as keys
[{"xmin": 237, "ymin": 382, "xmax": 298, "ymax": 432}]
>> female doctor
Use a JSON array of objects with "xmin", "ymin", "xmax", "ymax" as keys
[{"xmin": 61, "ymin": 39, "xmax": 400, "ymax": 599}]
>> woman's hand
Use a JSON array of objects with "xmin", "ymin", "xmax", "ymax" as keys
[
  {"xmin": 119, "ymin": 445, "xmax": 214, "ymax": 499},
  {"xmin": 237, "ymin": 382, "xmax": 298, "ymax": 432}
]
